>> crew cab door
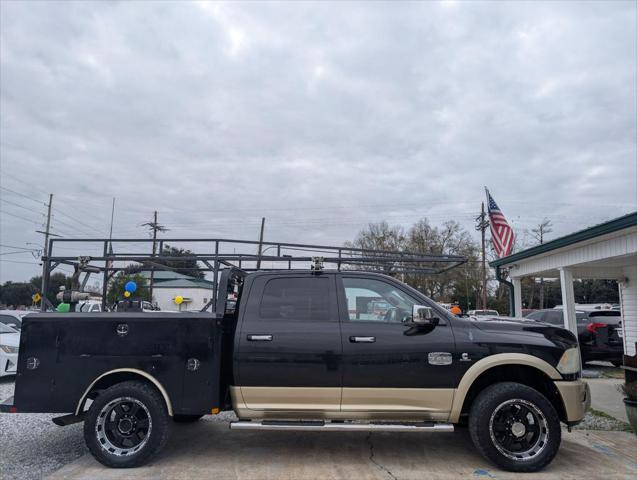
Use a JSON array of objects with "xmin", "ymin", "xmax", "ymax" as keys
[
  {"xmin": 234, "ymin": 273, "xmax": 342, "ymax": 411},
  {"xmin": 338, "ymin": 275, "xmax": 456, "ymax": 417}
]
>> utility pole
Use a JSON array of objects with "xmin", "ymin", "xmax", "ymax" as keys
[
  {"xmin": 39, "ymin": 194, "xmax": 53, "ymax": 311},
  {"xmin": 532, "ymin": 218, "xmax": 553, "ymax": 309},
  {"xmin": 256, "ymin": 217, "xmax": 265, "ymax": 270},
  {"xmin": 142, "ymin": 211, "xmax": 167, "ymax": 302},
  {"xmin": 102, "ymin": 198, "xmax": 116, "ymax": 311},
  {"xmin": 108, "ymin": 198, "xmax": 116, "ymax": 240},
  {"xmin": 475, "ymin": 202, "xmax": 489, "ymax": 310}
]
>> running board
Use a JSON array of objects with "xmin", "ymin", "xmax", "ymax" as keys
[{"xmin": 230, "ymin": 420, "xmax": 454, "ymax": 432}]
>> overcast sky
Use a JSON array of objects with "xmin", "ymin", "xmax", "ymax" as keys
[{"xmin": 1, "ymin": 0, "xmax": 636, "ymax": 283}]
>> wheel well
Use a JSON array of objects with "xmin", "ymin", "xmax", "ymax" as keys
[
  {"xmin": 77, "ymin": 371, "xmax": 173, "ymax": 416},
  {"xmin": 460, "ymin": 365, "xmax": 566, "ymax": 422}
]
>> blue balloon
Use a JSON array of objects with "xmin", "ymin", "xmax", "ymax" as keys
[{"xmin": 125, "ymin": 281, "xmax": 137, "ymax": 293}]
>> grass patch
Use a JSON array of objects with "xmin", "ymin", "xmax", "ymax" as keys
[
  {"xmin": 600, "ymin": 369, "xmax": 624, "ymax": 379},
  {"xmin": 587, "ymin": 408, "xmax": 634, "ymax": 433}
]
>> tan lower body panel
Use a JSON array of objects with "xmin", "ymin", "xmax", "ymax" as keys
[
  {"xmin": 555, "ymin": 380, "xmax": 590, "ymax": 422},
  {"xmin": 236, "ymin": 386, "xmax": 341, "ymax": 411},
  {"xmin": 230, "ymin": 386, "xmax": 453, "ymax": 421},
  {"xmin": 341, "ymin": 388, "xmax": 454, "ymax": 413}
]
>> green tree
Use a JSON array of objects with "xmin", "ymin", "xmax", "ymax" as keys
[
  {"xmin": 29, "ymin": 272, "xmax": 73, "ymax": 305},
  {"xmin": 107, "ymin": 270, "xmax": 151, "ymax": 305},
  {"xmin": 0, "ymin": 281, "xmax": 35, "ymax": 307},
  {"xmin": 151, "ymin": 245, "xmax": 204, "ymax": 279}
]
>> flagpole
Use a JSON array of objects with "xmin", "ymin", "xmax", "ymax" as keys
[{"xmin": 481, "ymin": 200, "xmax": 487, "ymax": 310}]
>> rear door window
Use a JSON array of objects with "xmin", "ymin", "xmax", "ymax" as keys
[
  {"xmin": 526, "ymin": 311, "xmax": 544, "ymax": 322},
  {"xmin": 259, "ymin": 277, "xmax": 330, "ymax": 321},
  {"xmin": 545, "ymin": 311, "xmax": 564, "ymax": 325}
]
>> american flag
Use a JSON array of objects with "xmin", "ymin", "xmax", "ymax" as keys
[{"xmin": 486, "ymin": 188, "xmax": 514, "ymax": 257}]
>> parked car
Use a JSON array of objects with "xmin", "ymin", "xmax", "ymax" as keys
[
  {"xmin": 78, "ymin": 301, "xmax": 107, "ymax": 313},
  {"xmin": 0, "ymin": 322, "xmax": 19, "ymax": 377},
  {"xmin": 0, "ymin": 310, "xmax": 28, "ymax": 331},
  {"xmin": 525, "ymin": 309, "xmax": 623, "ymax": 366},
  {"xmin": 1, "ymin": 269, "xmax": 589, "ymax": 472},
  {"xmin": 467, "ymin": 309, "xmax": 500, "ymax": 317}
]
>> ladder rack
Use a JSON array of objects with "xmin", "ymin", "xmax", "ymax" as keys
[{"xmin": 41, "ymin": 237, "xmax": 467, "ymax": 312}]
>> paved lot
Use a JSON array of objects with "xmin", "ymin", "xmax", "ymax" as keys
[
  {"xmin": 2, "ymin": 374, "xmax": 635, "ymax": 480},
  {"xmin": 48, "ymin": 418, "xmax": 637, "ymax": 480},
  {"xmin": 586, "ymin": 378, "xmax": 628, "ymax": 423}
]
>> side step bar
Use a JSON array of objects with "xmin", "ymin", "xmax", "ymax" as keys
[
  {"xmin": 52, "ymin": 412, "xmax": 86, "ymax": 427},
  {"xmin": 230, "ymin": 420, "xmax": 454, "ymax": 432}
]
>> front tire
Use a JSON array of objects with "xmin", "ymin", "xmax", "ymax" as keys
[
  {"xmin": 84, "ymin": 381, "xmax": 171, "ymax": 468},
  {"xmin": 469, "ymin": 382, "xmax": 561, "ymax": 472}
]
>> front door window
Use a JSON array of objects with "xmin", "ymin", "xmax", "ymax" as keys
[{"xmin": 343, "ymin": 277, "xmax": 416, "ymax": 323}]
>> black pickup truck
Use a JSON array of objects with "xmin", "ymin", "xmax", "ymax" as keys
[{"xmin": 1, "ymin": 268, "xmax": 589, "ymax": 472}]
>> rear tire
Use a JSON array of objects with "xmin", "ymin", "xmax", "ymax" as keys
[
  {"xmin": 173, "ymin": 414, "xmax": 204, "ymax": 423},
  {"xmin": 84, "ymin": 381, "xmax": 171, "ymax": 468},
  {"xmin": 469, "ymin": 382, "xmax": 561, "ymax": 472}
]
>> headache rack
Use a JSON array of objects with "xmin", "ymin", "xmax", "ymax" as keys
[{"xmin": 40, "ymin": 237, "xmax": 467, "ymax": 312}]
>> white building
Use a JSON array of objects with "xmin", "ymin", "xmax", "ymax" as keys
[
  {"xmin": 490, "ymin": 212, "xmax": 637, "ymax": 357},
  {"xmin": 141, "ymin": 271, "xmax": 215, "ymax": 312}
]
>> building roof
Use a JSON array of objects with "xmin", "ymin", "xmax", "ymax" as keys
[
  {"xmin": 140, "ymin": 270, "xmax": 214, "ymax": 289},
  {"xmin": 490, "ymin": 211, "xmax": 637, "ymax": 268},
  {"xmin": 150, "ymin": 278, "xmax": 215, "ymax": 289}
]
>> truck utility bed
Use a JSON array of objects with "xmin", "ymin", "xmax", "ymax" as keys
[{"xmin": 11, "ymin": 312, "xmax": 231, "ymax": 416}]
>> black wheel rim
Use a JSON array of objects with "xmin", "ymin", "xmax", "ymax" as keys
[
  {"xmin": 95, "ymin": 397, "xmax": 152, "ymax": 456},
  {"xmin": 489, "ymin": 398, "xmax": 549, "ymax": 461}
]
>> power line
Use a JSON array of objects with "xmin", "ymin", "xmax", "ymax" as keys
[
  {"xmin": 0, "ymin": 244, "xmax": 39, "ymax": 251},
  {"xmin": 0, "ymin": 184, "xmax": 107, "ymax": 235},
  {"xmin": 0, "ymin": 186, "xmax": 47, "ymax": 205},
  {"xmin": 0, "ymin": 171, "xmax": 51, "ymax": 197},
  {"xmin": 0, "ymin": 259, "xmax": 41, "ymax": 265},
  {"xmin": 50, "ymin": 214, "xmax": 98, "ymax": 237},
  {"xmin": 0, "ymin": 197, "xmax": 45, "ymax": 216},
  {"xmin": 0, "ymin": 209, "xmax": 43, "ymax": 226},
  {"xmin": 52, "ymin": 208, "xmax": 107, "ymax": 235}
]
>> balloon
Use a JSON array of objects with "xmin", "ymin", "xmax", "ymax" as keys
[
  {"xmin": 124, "ymin": 291, "xmax": 131, "ymax": 298},
  {"xmin": 125, "ymin": 281, "xmax": 137, "ymax": 293},
  {"xmin": 174, "ymin": 295, "xmax": 183, "ymax": 305}
]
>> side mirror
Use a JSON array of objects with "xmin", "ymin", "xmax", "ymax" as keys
[{"xmin": 411, "ymin": 305, "xmax": 440, "ymax": 327}]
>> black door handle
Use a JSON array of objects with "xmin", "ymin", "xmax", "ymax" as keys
[
  {"xmin": 350, "ymin": 336, "xmax": 376, "ymax": 343},
  {"xmin": 247, "ymin": 334, "xmax": 273, "ymax": 341}
]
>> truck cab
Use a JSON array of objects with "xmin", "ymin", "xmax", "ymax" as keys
[{"xmin": 1, "ymin": 269, "xmax": 589, "ymax": 473}]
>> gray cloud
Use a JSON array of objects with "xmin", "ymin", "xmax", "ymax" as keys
[{"xmin": 1, "ymin": 0, "xmax": 635, "ymax": 282}]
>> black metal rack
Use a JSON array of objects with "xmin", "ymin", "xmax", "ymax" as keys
[{"xmin": 41, "ymin": 237, "xmax": 467, "ymax": 312}]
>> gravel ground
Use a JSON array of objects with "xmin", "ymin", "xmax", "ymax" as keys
[
  {"xmin": 0, "ymin": 378, "xmax": 87, "ymax": 480},
  {"xmin": 574, "ymin": 410, "xmax": 634, "ymax": 432}
]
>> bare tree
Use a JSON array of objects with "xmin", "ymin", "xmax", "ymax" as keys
[{"xmin": 345, "ymin": 221, "xmax": 406, "ymax": 273}]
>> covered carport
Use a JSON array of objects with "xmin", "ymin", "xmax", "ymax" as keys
[{"xmin": 490, "ymin": 212, "xmax": 637, "ymax": 356}]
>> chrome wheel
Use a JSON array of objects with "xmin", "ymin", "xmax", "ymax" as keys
[
  {"xmin": 95, "ymin": 396, "xmax": 152, "ymax": 456},
  {"xmin": 489, "ymin": 398, "xmax": 549, "ymax": 461}
]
